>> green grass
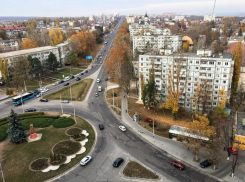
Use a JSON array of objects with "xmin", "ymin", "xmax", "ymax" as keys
[
  {"xmin": 0, "ymin": 115, "xmax": 95, "ymax": 182},
  {"xmin": 123, "ymin": 161, "xmax": 159, "ymax": 179},
  {"xmin": 49, "ymin": 67, "xmax": 83, "ymax": 79},
  {"xmin": 53, "ymin": 117, "xmax": 75, "ymax": 128},
  {"xmin": 25, "ymin": 79, "xmax": 53, "ymax": 92},
  {"xmin": 21, "ymin": 118, "xmax": 55, "ymax": 130},
  {"xmin": 0, "ymin": 124, "xmax": 8, "ymax": 141},
  {"xmin": 44, "ymin": 79, "xmax": 93, "ymax": 101}
]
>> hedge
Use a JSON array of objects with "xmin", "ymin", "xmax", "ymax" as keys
[
  {"xmin": 53, "ymin": 117, "xmax": 75, "ymax": 128},
  {"xmin": 21, "ymin": 118, "xmax": 55, "ymax": 130}
]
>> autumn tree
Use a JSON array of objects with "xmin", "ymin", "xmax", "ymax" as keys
[
  {"xmin": 218, "ymin": 88, "xmax": 227, "ymax": 108},
  {"xmin": 182, "ymin": 40, "xmax": 189, "ymax": 52},
  {"xmin": 49, "ymin": 29, "xmax": 63, "ymax": 46},
  {"xmin": 119, "ymin": 57, "xmax": 133, "ymax": 95},
  {"xmin": 230, "ymin": 41, "xmax": 244, "ymax": 105},
  {"xmin": 164, "ymin": 57, "xmax": 187, "ymax": 119},
  {"xmin": 30, "ymin": 30, "xmax": 50, "ymax": 46},
  {"xmin": 21, "ymin": 38, "xmax": 38, "ymax": 49},
  {"xmin": 0, "ymin": 57, "xmax": 9, "ymax": 86},
  {"xmin": 183, "ymin": 114, "xmax": 214, "ymax": 161}
]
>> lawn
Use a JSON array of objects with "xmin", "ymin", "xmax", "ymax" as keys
[
  {"xmin": 49, "ymin": 67, "xmax": 84, "ymax": 80},
  {"xmin": 44, "ymin": 79, "xmax": 93, "ymax": 101},
  {"xmin": 0, "ymin": 114, "xmax": 95, "ymax": 182},
  {"xmin": 123, "ymin": 161, "xmax": 159, "ymax": 179}
]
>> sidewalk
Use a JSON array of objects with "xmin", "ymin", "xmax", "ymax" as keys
[{"xmin": 117, "ymin": 89, "xmax": 245, "ymax": 182}]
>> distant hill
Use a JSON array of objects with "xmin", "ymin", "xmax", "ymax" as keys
[{"xmin": 0, "ymin": 16, "xmax": 56, "ymax": 22}]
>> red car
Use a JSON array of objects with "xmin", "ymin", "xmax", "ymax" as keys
[{"xmin": 171, "ymin": 161, "xmax": 185, "ymax": 170}]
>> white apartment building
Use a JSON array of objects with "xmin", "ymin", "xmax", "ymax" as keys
[
  {"xmin": 0, "ymin": 42, "xmax": 70, "ymax": 79},
  {"xmin": 174, "ymin": 15, "xmax": 185, "ymax": 21},
  {"xmin": 204, "ymin": 14, "xmax": 216, "ymax": 21},
  {"xmin": 138, "ymin": 49, "xmax": 234, "ymax": 111},
  {"xmin": 0, "ymin": 39, "xmax": 19, "ymax": 52},
  {"xmin": 132, "ymin": 28, "xmax": 182, "ymax": 54},
  {"xmin": 129, "ymin": 24, "xmax": 161, "ymax": 36},
  {"xmin": 126, "ymin": 16, "xmax": 135, "ymax": 24}
]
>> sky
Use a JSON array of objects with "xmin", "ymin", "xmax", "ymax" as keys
[{"xmin": 0, "ymin": 0, "xmax": 244, "ymax": 17}]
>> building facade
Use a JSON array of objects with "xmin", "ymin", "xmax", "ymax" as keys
[
  {"xmin": 138, "ymin": 49, "xmax": 234, "ymax": 111},
  {"xmin": 132, "ymin": 28, "xmax": 182, "ymax": 54}
]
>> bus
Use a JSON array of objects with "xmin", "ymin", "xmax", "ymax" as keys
[
  {"xmin": 169, "ymin": 125, "xmax": 209, "ymax": 142},
  {"xmin": 12, "ymin": 92, "xmax": 34, "ymax": 104}
]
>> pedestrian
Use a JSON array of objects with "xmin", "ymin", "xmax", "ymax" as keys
[
  {"xmin": 126, "ymin": 110, "xmax": 127, "ymax": 113},
  {"xmin": 124, "ymin": 96, "xmax": 125, "ymax": 98}
]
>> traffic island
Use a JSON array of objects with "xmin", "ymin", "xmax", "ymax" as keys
[{"xmin": 123, "ymin": 161, "xmax": 159, "ymax": 180}]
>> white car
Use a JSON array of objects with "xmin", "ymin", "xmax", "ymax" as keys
[
  {"xmin": 41, "ymin": 89, "xmax": 49, "ymax": 93},
  {"xmin": 36, "ymin": 93, "xmax": 41, "ymax": 98},
  {"xmin": 52, "ymin": 82, "xmax": 58, "ymax": 86},
  {"xmin": 61, "ymin": 100, "xmax": 69, "ymax": 103},
  {"xmin": 119, "ymin": 126, "xmax": 126, "ymax": 132},
  {"xmin": 80, "ymin": 156, "xmax": 92, "ymax": 166},
  {"xmin": 96, "ymin": 79, "xmax": 100, "ymax": 83}
]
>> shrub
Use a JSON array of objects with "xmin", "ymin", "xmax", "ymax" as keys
[
  {"xmin": 0, "ymin": 124, "xmax": 8, "ymax": 141},
  {"xmin": 21, "ymin": 118, "xmax": 55, "ymax": 130},
  {"xmin": 53, "ymin": 117, "xmax": 75, "ymax": 128},
  {"xmin": 71, "ymin": 133, "xmax": 86, "ymax": 141},
  {"xmin": 66, "ymin": 127, "xmax": 81, "ymax": 136},
  {"xmin": 30, "ymin": 158, "xmax": 49, "ymax": 171},
  {"xmin": 49, "ymin": 154, "xmax": 66, "ymax": 165},
  {"xmin": 144, "ymin": 117, "xmax": 153, "ymax": 123},
  {"xmin": 149, "ymin": 123, "xmax": 157, "ymax": 128}
]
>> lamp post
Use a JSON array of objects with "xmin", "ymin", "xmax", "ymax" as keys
[{"xmin": 73, "ymin": 102, "xmax": 76, "ymax": 122}]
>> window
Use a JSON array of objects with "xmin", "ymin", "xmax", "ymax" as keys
[
  {"xmin": 223, "ymin": 81, "xmax": 226, "ymax": 84},
  {"xmin": 196, "ymin": 67, "xmax": 199, "ymax": 69},
  {"xmin": 188, "ymin": 83, "xmax": 191, "ymax": 86},
  {"xmin": 208, "ymin": 74, "xmax": 211, "ymax": 77},
  {"xmin": 218, "ymin": 62, "xmax": 221, "ymax": 65},
  {"xmin": 214, "ymin": 97, "xmax": 217, "ymax": 100},
  {"xmin": 214, "ymin": 91, "xmax": 218, "ymax": 94},
  {"xmin": 141, "ymin": 63, "xmax": 143, "ymax": 66},
  {"xmin": 195, "ymin": 78, "xmax": 198, "ymax": 81},
  {"xmin": 223, "ymin": 74, "xmax": 227, "ymax": 78},
  {"xmin": 213, "ymin": 102, "xmax": 217, "ymax": 106},
  {"xmin": 187, "ymin": 88, "xmax": 191, "ymax": 91},
  {"xmin": 141, "ymin": 58, "xmax": 143, "ymax": 60},
  {"xmin": 215, "ymin": 86, "xmax": 218, "ymax": 89},
  {"xmin": 216, "ymin": 80, "xmax": 219, "ymax": 83},
  {"xmin": 188, "ymin": 78, "xmax": 191, "ymax": 80},
  {"xmin": 209, "ymin": 61, "xmax": 214, "ymax": 65},
  {"xmin": 225, "ymin": 62, "xmax": 228, "ymax": 65},
  {"xmin": 196, "ymin": 61, "xmax": 199, "ymax": 64},
  {"xmin": 190, "ymin": 61, "xmax": 192, "ymax": 64},
  {"xmin": 217, "ymin": 68, "xmax": 220, "ymax": 71}
]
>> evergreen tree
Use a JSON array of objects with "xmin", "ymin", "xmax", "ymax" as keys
[
  {"xmin": 146, "ymin": 67, "xmax": 157, "ymax": 108},
  {"xmin": 7, "ymin": 109, "xmax": 26, "ymax": 144},
  {"xmin": 47, "ymin": 52, "xmax": 59, "ymax": 72},
  {"xmin": 238, "ymin": 28, "xmax": 243, "ymax": 36},
  {"xmin": 69, "ymin": 51, "xmax": 79, "ymax": 67}
]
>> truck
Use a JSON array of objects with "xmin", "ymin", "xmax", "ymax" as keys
[{"xmin": 98, "ymin": 86, "xmax": 102, "ymax": 92}]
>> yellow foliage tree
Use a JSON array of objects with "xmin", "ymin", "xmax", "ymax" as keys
[
  {"xmin": 218, "ymin": 88, "xmax": 227, "ymax": 108},
  {"xmin": 0, "ymin": 57, "xmax": 9, "ymax": 86},
  {"xmin": 21, "ymin": 38, "xmax": 38, "ymax": 49},
  {"xmin": 182, "ymin": 40, "xmax": 189, "ymax": 52},
  {"xmin": 49, "ymin": 29, "xmax": 63, "ymax": 46}
]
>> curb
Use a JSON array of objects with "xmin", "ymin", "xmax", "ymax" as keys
[{"xmin": 44, "ymin": 118, "xmax": 98, "ymax": 182}]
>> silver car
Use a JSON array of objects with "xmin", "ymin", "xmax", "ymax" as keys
[
  {"xmin": 80, "ymin": 156, "xmax": 92, "ymax": 166},
  {"xmin": 61, "ymin": 100, "xmax": 69, "ymax": 103}
]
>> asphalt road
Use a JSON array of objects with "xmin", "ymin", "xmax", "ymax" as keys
[{"xmin": 0, "ymin": 17, "xmax": 221, "ymax": 182}]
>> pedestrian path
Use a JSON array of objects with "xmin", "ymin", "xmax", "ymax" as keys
[{"xmin": 113, "ymin": 88, "xmax": 245, "ymax": 182}]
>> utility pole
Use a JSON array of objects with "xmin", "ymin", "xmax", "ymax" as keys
[
  {"xmin": 113, "ymin": 88, "xmax": 115, "ymax": 108},
  {"xmin": 70, "ymin": 85, "xmax": 72, "ymax": 101},
  {"xmin": 73, "ymin": 102, "xmax": 76, "ymax": 122},
  {"xmin": 60, "ymin": 94, "xmax": 63, "ymax": 114}
]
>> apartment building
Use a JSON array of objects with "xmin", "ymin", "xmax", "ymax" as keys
[
  {"xmin": 1, "ymin": 27, "xmax": 27, "ymax": 38},
  {"xmin": 132, "ymin": 28, "xmax": 182, "ymax": 54},
  {"xmin": 129, "ymin": 24, "xmax": 162, "ymax": 36},
  {"xmin": 0, "ymin": 39, "xmax": 19, "ymax": 52},
  {"xmin": 0, "ymin": 42, "xmax": 70, "ymax": 79},
  {"xmin": 138, "ymin": 49, "xmax": 234, "ymax": 111}
]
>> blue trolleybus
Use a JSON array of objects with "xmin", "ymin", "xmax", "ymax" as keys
[{"xmin": 12, "ymin": 92, "xmax": 34, "ymax": 104}]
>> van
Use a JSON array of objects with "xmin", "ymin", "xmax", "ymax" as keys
[{"xmin": 98, "ymin": 86, "xmax": 102, "ymax": 92}]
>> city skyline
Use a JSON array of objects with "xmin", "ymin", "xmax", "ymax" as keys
[{"xmin": 0, "ymin": 0, "xmax": 244, "ymax": 17}]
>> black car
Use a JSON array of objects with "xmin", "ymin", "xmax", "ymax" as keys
[
  {"xmin": 199, "ymin": 160, "xmax": 212, "ymax": 168},
  {"xmin": 70, "ymin": 75, "xmax": 74, "ymax": 79},
  {"xmin": 79, "ymin": 72, "xmax": 84, "ymax": 76},
  {"xmin": 39, "ymin": 98, "xmax": 48, "ymax": 102},
  {"xmin": 64, "ymin": 83, "xmax": 69, "ymax": 86},
  {"xmin": 15, "ymin": 101, "xmax": 24, "ymax": 107},
  {"xmin": 25, "ymin": 108, "xmax": 36, "ymax": 112},
  {"xmin": 85, "ymin": 70, "xmax": 88, "ymax": 73},
  {"xmin": 105, "ymin": 78, "xmax": 108, "ymax": 81},
  {"xmin": 58, "ymin": 80, "xmax": 64, "ymax": 84},
  {"xmin": 75, "ymin": 77, "xmax": 81, "ymax": 81},
  {"xmin": 99, "ymin": 124, "xmax": 104, "ymax": 130},
  {"xmin": 113, "ymin": 158, "xmax": 124, "ymax": 167}
]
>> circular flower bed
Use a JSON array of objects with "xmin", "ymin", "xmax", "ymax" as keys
[
  {"xmin": 53, "ymin": 140, "xmax": 81, "ymax": 156},
  {"xmin": 71, "ymin": 133, "xmax": 86, "ymax": 141},
  {"xmin": 49, "ymin": 154, "xmax": 67, "ymax": 166},
  {"xmin": 30, "ymin": 158, "xmax": 49, "ymax": 171},
  {"xmin": 66, "ymin": 127, "xmax": 82, "ymax": 136}
]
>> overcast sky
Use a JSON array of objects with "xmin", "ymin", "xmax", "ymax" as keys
[{"xmin": 0, "ymin": 0, "xmax": 244, "ymax": 17}]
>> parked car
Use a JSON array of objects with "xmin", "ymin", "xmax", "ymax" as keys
[
  {"xmin": 119, "ymin": 126, "xmax": 126, "ymax": 131},
  {"xmin": 113, "ymin": 158, "xmax": 124, "ymax": 167},
  {"xmin": 64, "ymin": 83, "xmax": 69, "ymax": 86},
  {"xmin": 199, "ymin": 160, "xmax": 213, "ymax": 168},
  {"xmin": 52, "ymin": 82, "xmax": 58, "ymax": 86},
  {"xmin": 36, "ymin": 93, "xmax": 41, "ymax": 98},
  {"xmin": 171, "ymin": 161, "xmax": 185, "ymax": 170},
  {"xmin": 95, "ymin": 93, "xmax": 99, "ymax": 97},
  {"xmin": 15, "ymin": 101, "xmax": 24, "ymax": 107},
  {"xmin": 61, "ymin": 100, "xmax": 69, "ymax": 103},
  {"xmin": 227, "ymin": 147, "xmax": 238, "ymax": 155},
  {"xmin": 25, "ymin": 108, "xmax": 36, "ymax": 112},
  {"xmin": 75, "ymin": 77, "xmax": 81, "ymax": 81},
  {"xmin": 69, "ymin": 75, "xmax": 74, "ymax": 79},
  {"xmin": 96, "ymin": 79, "xmax": 100, "ymax": 83},
  {"xmin": 99, "ymin": 124, "xmax": 104, "ymax": 130},
  {"xmin": 39, "ymin": 98, "xmax": 48, "ymax": 102},
  {"xmin": 79, "ymin": 72, "xmax": 84, "ymax": 76},
  {"xmin": 80, "ymin": 156, "xmax": 92, "ymax": 166}
]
